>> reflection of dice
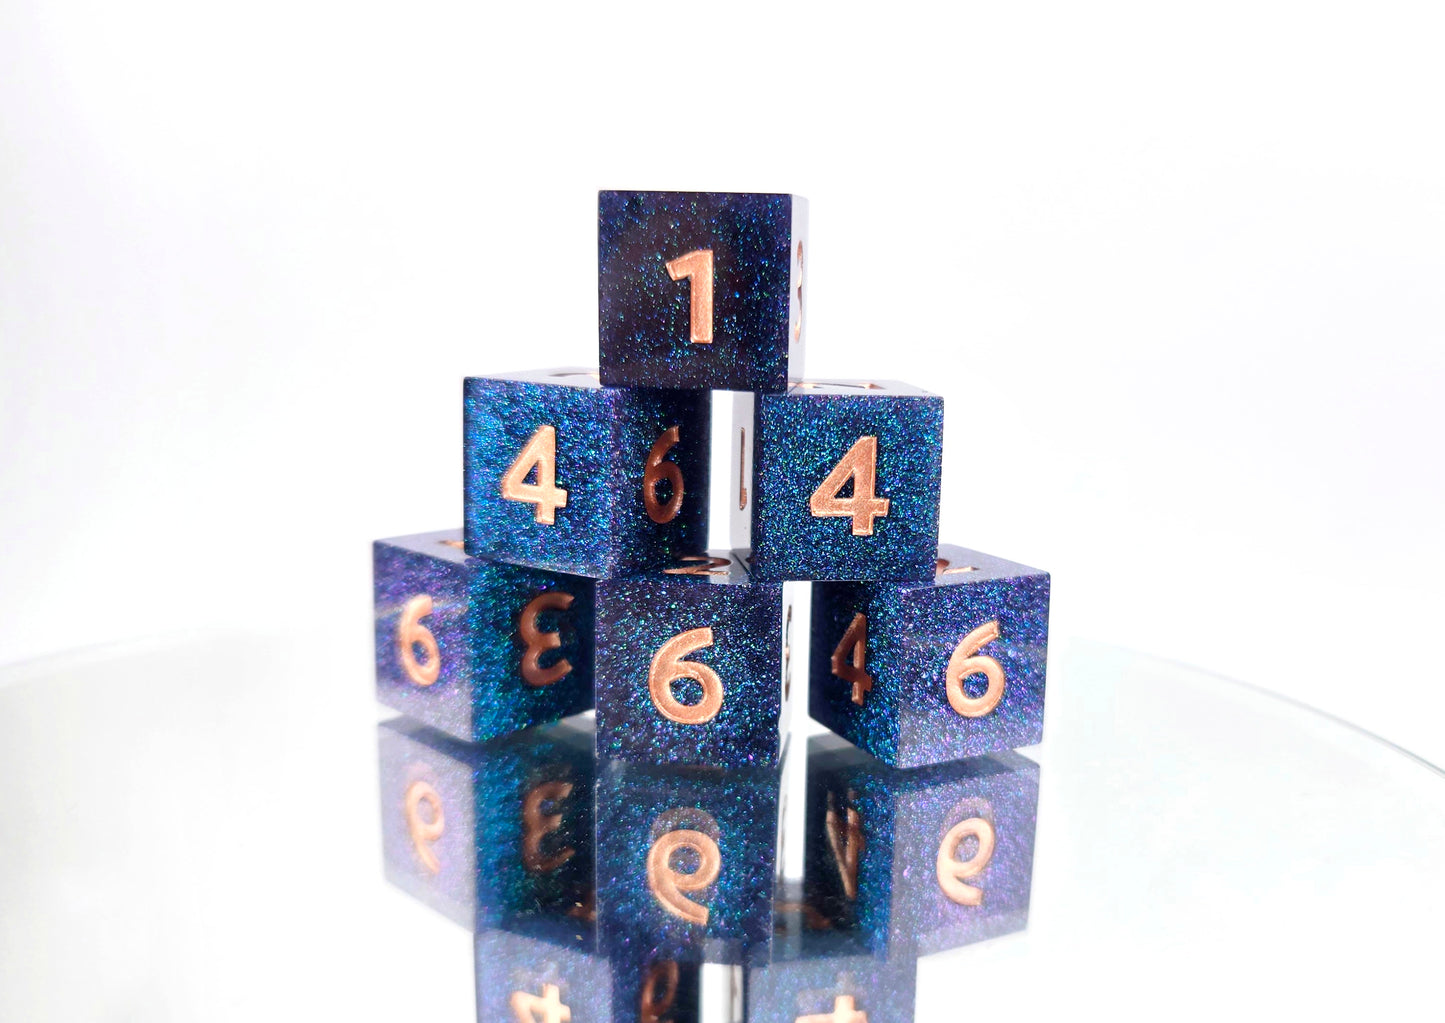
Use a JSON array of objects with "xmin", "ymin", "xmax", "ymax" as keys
[
  {"xmin": 476, "ymin": 927, "xmax": 609, "ymax": 1023},
  {"xmin": 376, "ymin": 717, "xmax": 593, "ymax": 931},
  {"xmin": 373, "ymin": 529, "xmax": 594, "ymax": 743},
  {"xmin": 733, "ymin": 382, "xmax": 943, "ymax": 582},
  {"xmin": 747, "ymin": 923, "xmax": 916, "ymax": 1023},
  {"xmin": 802, "ymin": 736, "xmax": 1039, "ymax": 957},
  {"xmin": 594, "ymin": 551, "xmax": 797, "ymax": 768},
  {"xmin": 599, "ymin": 190, "xmax": 807, "ymax": 393},
  {"xmin": 596, "ymin": 758, "xmax": 782, "ymax": 963},
  {"xmin": 809, "ymin": 544, "xmax": 1049, "ymax": 766},
  {"xmin": 464, "ymin": 368, "xmax": 710, "ymax": 576}
]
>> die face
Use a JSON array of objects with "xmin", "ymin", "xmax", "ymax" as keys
[
  {"xmin": 596, "ymin": 759, "xmax": 781, "ymax": 962},
  {"xmin": 746, "ymin": 952, "xmax": 917, "ymax": 1023},
  {"xmin": 809, "ymin": 548, "xmax": 1050, "ymax": 767},
  {"xmin": 609, "ymin": 948, "xmax": 702, "ymax": 1023},
  {"xmin": 802, "ymin": 738, "xmax": 1039, "ymax": 958},
  {"xmin": 594, "ymin": 553, "xmax": 786, "ymax": 767},
  {"xmin": 598, "ymin": 191, "xmax": 806, "ymax": 392},
  {"xmin": 374, "ymin": 529, "xmax": 596, "ymax": 744},
  {"xmin": 744, "ymin": 383, "xmax": 943, "ymax": 582},
  {"xmin": 377, "ymin": 718, "xmax": 595, "ymax": 932},
  {"xmin": 476, "ymin": 927, "xmax": 612, "ymax": 1023},
  {"xmin": 463, "ymin": 370, "xmax": 710, "ymax": 576}
]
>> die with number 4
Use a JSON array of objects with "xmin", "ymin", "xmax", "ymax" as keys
[
  {"xmin": 464, "ymin": 368, "xmax": 710, "ymax": 577},
  {"xmin": 809, "ymin": 544, "xmax": 1049, "ymax": 766}
]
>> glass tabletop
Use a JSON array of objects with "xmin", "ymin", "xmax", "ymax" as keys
[{"xmin": 0, "ymin": 634, "xmax": 1440, "ymax": 1020}]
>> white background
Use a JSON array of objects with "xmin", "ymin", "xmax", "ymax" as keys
[{"xmin": 3, "ymin": 2, "xmax": 1443, "ymax": 760}]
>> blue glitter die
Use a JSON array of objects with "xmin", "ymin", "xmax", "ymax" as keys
[
  {"xmin": 598, "ymin": 190, "xmax": 807, "ymax": 393},
  {"xmin": 374, "ymin": 529, "xmax": 594, "ymax": 744},
  {"xmin": 594, "ymin": 551, "xmax": 797, "ymax": 769},
  {"xmin": 802, "ymin": 736, "xmax": 1040, "ymax": 958},
  {"xmin": 809, "ymin": 544, "xmax": 1049, "ymax": 767},
  {"xmin": 595, "ymin": 757, "xmax": 782, "ymax": 964},
  {"xmin": 733, "ymin": 382, "xmax": 943, "ymax": 582},
  {"xmin": 377, "ymin": 717, "xmax": 594, "ymax": 932},
  {"xmin": 464, "ymin": 368, "xmax": 710, "ymax": 577}
]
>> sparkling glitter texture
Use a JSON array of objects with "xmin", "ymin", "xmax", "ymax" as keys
[
  {"xmin": 802, "ymin": 736, "xmax": 1039, "ymax": 958},
  {"xmin": 376, "ymin": 717, "xmax": 594, "ymax": 932},
  {"xmin": 595, "ymin": 551, "xmax": 788, "ymax": 768},
  {"xmin": 746, "ymin": 937, "xmax": 918, "ymax": 1023},
  {"xmin": 464, "ymin": 368, "xmax": 710, "ymax": 576},
  {"xmin": 374, "ymin": 529, "xmax": 595, "ymax": 743},
  {"xmin": 596, "ymin": 758, "xmax": 781, "ymax": 964},
  {"xmin": 742, "ymin": 381, "xmax": 943, "ymax": 582},
  {"xmin": 809, "ymin": 544, "xmax": 1050, "ymax": 766},
  {"xmin": 475, "ymin": 926, "xmax": 611, "ymax": 1023},
  {"xmin": 598, "ymin": 191, "xmax": 806, "ymax": 393}
]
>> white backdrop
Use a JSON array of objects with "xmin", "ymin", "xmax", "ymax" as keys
[{"xmin": 3, "ymin": 2, "xmax": 1443, "ymax": 760}]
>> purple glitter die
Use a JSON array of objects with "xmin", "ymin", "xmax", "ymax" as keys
[
  {"xmin": 374, "ymin": 529, "xmax": 594, "ymax": 744},
  {"xmin": 809, "ymin": 544, "xmax": 1049, "ymax": 766},
  {"xmin": 599, "ymin": 190, "xmax": 807, "ymax": 393},
  {"xmin": 733, "ymin": 381, "xmax": 943, "ymax": 582},
  {"xmin": 802, "ymin": 736, "xmax": 1039, "ymax": 958},
  {"xmin": 745, "ymin": 933, "xmax": 917, "ymax": 1023},
  {"xmin": 376, "ymin": 717, "xmax": 593, "ymax": 932}
]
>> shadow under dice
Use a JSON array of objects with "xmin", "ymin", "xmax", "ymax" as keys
[
  {"xmin": 374, "ymin": 529, "xmax": 594, "ymax": 743},
  {"xmin": 809, "ymin": 544, "xmax": 1050, "ymax": 766},
  {"xmin": 734, "ymin": 382, "xmax": 943, "ymax": 582},
  {"xmin": 595, "ymin": 552, "xmax": 793, "ymax": 768},
  {"xmin": 376, "ymin": 717, "xmax": 594, "ymax": 932},
  {"xmin": 802, "ymin": 736, "xmax": 1040, "ymax": 958},
  {"xmin": 598, "ymin": 190, "xmax": 807, "ymax": 393},
  {"xmin": 596, "ymin": 758, "xmax": 782, "ymax": 964},
  {"xmin": 464, "ymin": 368, "xmax": 710, "ymax": 576}
]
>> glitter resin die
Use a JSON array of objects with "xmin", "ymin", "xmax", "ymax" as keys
[
  {"xmin": 734, "ymin": 382, "xmax": 943, "ymax": 582},
  {"xmin": 376, "ymin": 717, "xmax": 593, "ymax": 932},
  {"xmin": 596, "ymin": 757, "xmax": 782, "ymax": 963},
  {"xmin": 464, "ymin": 368, "xmax": 710, "ymax": 576},
  {"xmin": 374, "ymin": 529, "xmax": 594, "ymax": 743},
  {"xmin": 809, "ymin": 544, "xmax": 1050, "ymax": 766},
  {"xmin": 594, "ymin": 551, "xmax": 796, "ymax": 768},
  {"xmin": 802, "ymin": 736, "xmax": 1039, "ymax": 957},
  {"xmin": 598, "ymin": 191, "xmax": 807, "ymax": 393},
  {"xmin": 746, "ymin": 921, "xmax": 918, "ymax": 1023}
]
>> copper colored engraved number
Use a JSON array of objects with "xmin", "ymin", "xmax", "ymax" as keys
[
  {"xmin": 647, "ymin": 828, "xmax": 722, "ymax": 925},
  {"xmin": 936, "ymin": 558, "xmax": 978, "ymax": 575},
  {"xmin": 944, "ymin": 620, "xmax": 1005, "ymax": 718},
  {"xmin": 936, "ymin": 816, "xmax": 996, "ymax": 906},
  {"xmin": 738, "ymin": 427, "xmax": 749, "ymax": 510},
  {"xmin": 404, "ymin": 779, "xmax": 445, "ymax": 875},
  {"xmin": 639, "ymin": 960, "xmax": 680, "ymax": 1023},
  {"xmin": 648, "ymin": 628, "xmax": 724, "ymax": 724},
  {"xmin": 501, "ymin": 424, "xmax": 568, "ymax": 525},
  {"xmin": 522, "ymin": 779, "xmax": 575, "ymax": 874},
  {"xmin": 518, "ymin": 591, "xmax": 576, "ymax": 688},
  {"xmin": 644, "ymin": 426, "xmax": 686, "ymax": 524},
  {"xmin": 825, "ymin": 790, "xmax": 865, "ymax": 900},
  {"xmin": 795, "ymin": 995, "xmax": 868, "ymax": 1023},
  {"xmin": 665, "ymin": 249, "xmax": 714, "ymax": 344},
  {"xmin": 809, "ymin": 436, "xmax": 890, "ymax": 536},
  {"xmin": 663, "ymin": 555, "xmax": 731, "ymax": 576},
  {"xmin": 792, "ymin": 240, "xmax": 804, "ymax": 343},
  {"xmin": 830, "ymin": 612, "xmax": 873, "ymax": 706},
  {"xmin": 510, "ymin": 984, "xmax": 571, "ymax": 1023},
  {"xmin": 397, "ymin": 595, "xmax": 441, "ymax": 686}
]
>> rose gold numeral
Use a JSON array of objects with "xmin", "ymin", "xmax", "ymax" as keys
[
  {"xmin": 796, "ymin": 995, "xmax": 869, "ymax": 1023},
  {"xmin": 639, "ymin": 960, "xmax": 680, "ymax": 1023},
  {"xmin": 648, "ymin": 628, "xmax": 724, "ymax": 724},
  {"xmin": 936, "ymin": 558, "xmax": 979, "ymax": 575},
  {"xmin": 825, "ymin": 790, "xmax": 864, "ymax": 900},
  {"xmin": 522, "ymin": 779, "xmax": 575, "ymax": 873},
  {"xmin": 518, "ymin": 591, "xmax": 576, "ymax": 687},
  {"xmin": 404, "ymin": 780, "xmax": 445, "ymax": 874},
  {"xmin": 647, "ymin": 829, "xmax": 722, "ymax": 924},
  {"xmin": 936, "ymin": 816, "xmax": 996, "ymax": 906},
  {"xmin": 397, "ymin": 595, "xmax": 441, "ymax": 686},
  {"xmin": 945, "ymin": 620, "xmax": 1005, "ymax": 718},
  {"xmin": 501, "ymin": 425, "xmax": 568, "ymax": 524},
  {"xmin": 738, "ymin": 428, "xmax": 748, "ymax": 510},
  {"xmin": 644, "ymin": 426, "xmax": 686, "ymax": 524},
  {"xmin": 809, "ymin": 436, "xmax": 890, "ymax": 536},
  {"xmin": 665, "ymin": 249, "xmax": 714, "ymax": 344},
  {"xmin": 792, "ymin": 240, "xmax": 804, "ymax": 343},
  {"xmin": 663, "ymin": 555, "xmax": 731, "ymax": 576},
  {"xmin": 830, "ymin": 613, "xmax": 873, "ymax": 706},
  {"xmin": 510, "ymin": 983, "xmax": 571, "ymax": 1023}
]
